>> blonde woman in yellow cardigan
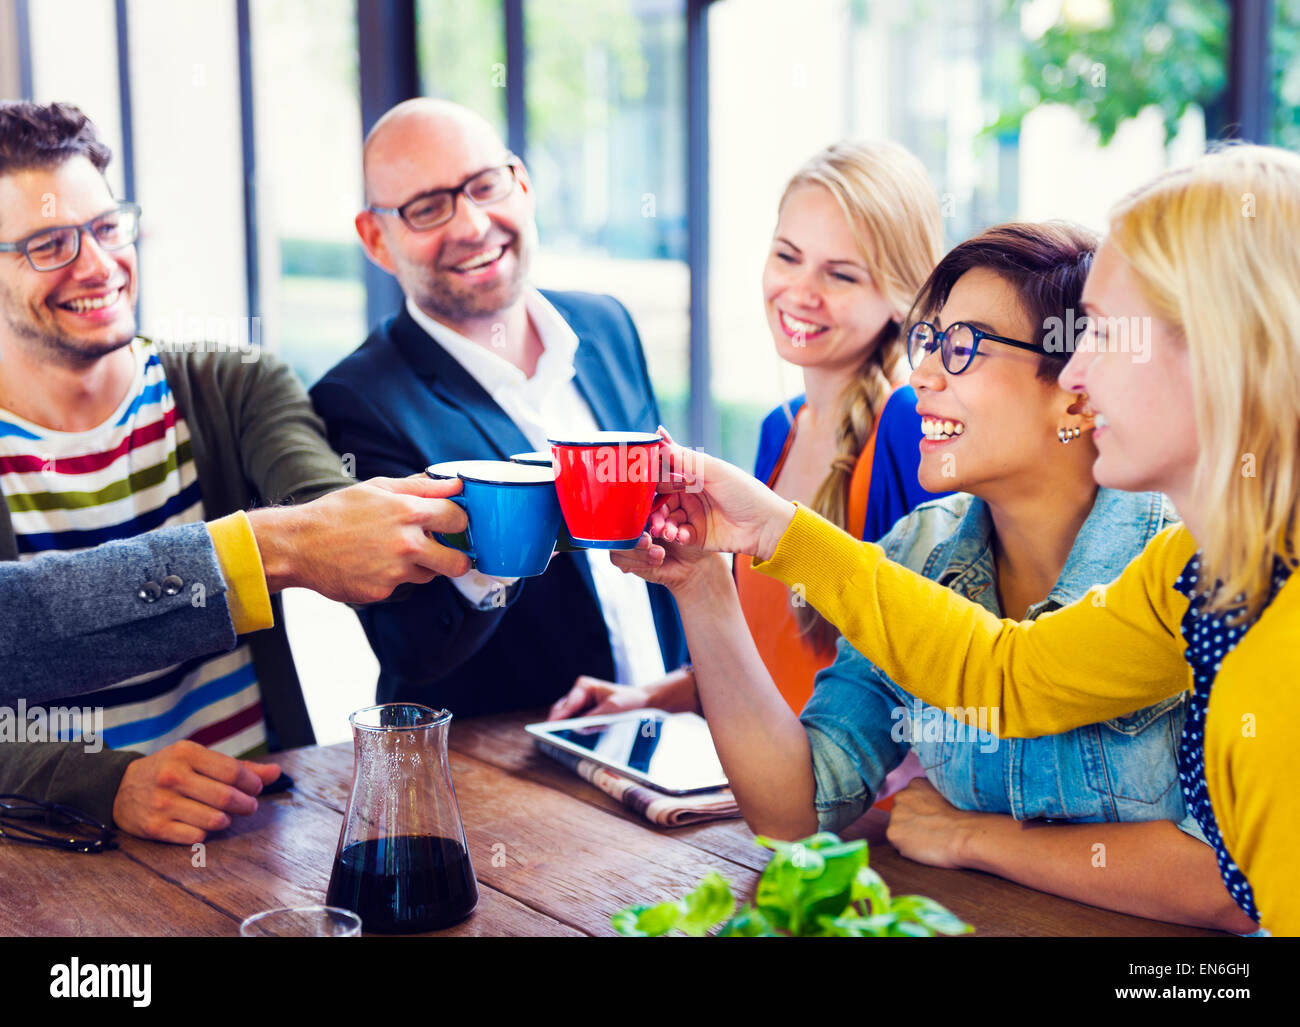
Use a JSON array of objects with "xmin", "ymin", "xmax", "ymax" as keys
[{"xmin": 627, "ymin": 144, "xmax": 1300, "ymax": 935}]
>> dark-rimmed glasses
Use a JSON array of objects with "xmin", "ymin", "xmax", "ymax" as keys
[
  {"xmin": 906, "ymin": 320, "xmax": 1050, "ymax": 375},
  {"xmin": 367, "ymin": 160, "xmax": 519, "ymax": 231},
  {"xmin": 0, "ymin": 201, "xmax": 141, "ymax": 272},
  {"xmin": 0, "ymin": 794, "xmax": 117, "ymax": 854}
]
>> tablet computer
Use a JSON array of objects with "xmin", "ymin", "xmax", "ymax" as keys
[{"xmin": 525, "ymin": 710, "xmax": 728, "ymax": 795}]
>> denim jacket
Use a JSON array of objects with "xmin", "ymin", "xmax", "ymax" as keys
[{"xmin": 802, "ymin": 488, "xmax": 1207, "ymax": 845}]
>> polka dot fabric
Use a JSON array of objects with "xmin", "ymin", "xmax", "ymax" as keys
[{"xmin": 1172, "ymin": 554, "xmax": 1292, "ymax": 922}]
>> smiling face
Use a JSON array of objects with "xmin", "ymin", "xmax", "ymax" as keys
[
  {"xmin": 357, "ymin": 103, "xmax": 536, "ymax": 329},
  {"xmin": 0, "ymin": 156, "xmax": 138, "ymax": 365},
  {"xmin": 761, "ymin": 183, "xmax": 898, "ymax": 373},
  {"xmin": 909, "ymin": 267, "xmax": 1079, "ymax": 495},
  {"xmin": 1059, "ymin": 237, "xmax": 1199, "ymax": 500}
]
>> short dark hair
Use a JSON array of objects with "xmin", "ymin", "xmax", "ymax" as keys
[
  {"xmin": 906, "ymin": 221, "xmax": 1099, "ymax": 382},
  {"xmin": 0, "ymin": 101, "xmax": 112, "ymax": 177}
]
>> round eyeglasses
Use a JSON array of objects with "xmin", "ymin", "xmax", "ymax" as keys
[
  {"xmin": 368, "ymin": 160, "xmax": 519, "ymax": 231},
  {"xmin": 906, "ymin": 320, "xmax": 1051, "ymax": 375},
  {"xmin": 0, "ymin": 201, "xmax": 141, "ymax": 272}
]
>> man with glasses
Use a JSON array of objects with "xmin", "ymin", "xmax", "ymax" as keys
[
  {"xmin": 0, "ymin": 101, "xmax": 471, "ymax": 845},
  {"xmin": 312, "ymin": 98, "xmax": 688, "ymax": 717}
]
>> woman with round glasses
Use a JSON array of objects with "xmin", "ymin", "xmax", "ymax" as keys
[
  {"xmin": 610, "ymin": 221, "xmax": 1254, "ymax": 932},
  {"xmin": 551, "ymin": 140, "xmax": 948, "ymax": 728},
  {"xmin": 636, "ymin": 145, "xmax": 1300, "ymax": 935}
]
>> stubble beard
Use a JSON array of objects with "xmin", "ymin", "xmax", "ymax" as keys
[
  {"xmin": 412, "ymin": 232, "xmax": 531, "ymax": 326},
  {"xmin": 1, "ymin": 297, "xmax": 136, "ymax": 371}
]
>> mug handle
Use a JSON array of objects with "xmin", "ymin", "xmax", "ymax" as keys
[{"xmin": 434, "ymin": 495, "xmax": 477, "ymax": 564}]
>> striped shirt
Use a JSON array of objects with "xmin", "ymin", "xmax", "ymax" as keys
[{"xmin": 0, "ymin": 339, "xmax": 266, "ymax": 757}]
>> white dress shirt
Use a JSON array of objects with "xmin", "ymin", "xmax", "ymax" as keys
[{"xmin": 406, "ymin": 292, "xmax": 667, "ymax": 686}]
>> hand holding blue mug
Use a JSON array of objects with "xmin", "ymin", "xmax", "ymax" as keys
[{"xmin": 424, "ymin": 460, "xmax": 565, "ymax": 577}]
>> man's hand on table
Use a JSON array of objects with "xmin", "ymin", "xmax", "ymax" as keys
[
  {"xmin": 111, "ymin": 740, "xmax": 282, "ymax": 845},
  {"xmin": 248, "ymin": 475, "xmax": 472, "ymax": 604}
]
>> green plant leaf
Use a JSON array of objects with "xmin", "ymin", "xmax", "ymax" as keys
[
  {"xmin": 613, "ymin": 831, "xmax": 976, "ymax": 939},
  {"xmin": 888, "ymin": 895, "xmax": 974, "ymax": 936},
  {"xmin": 821, "ymin": 911, "xmax": 897, "ymax": 937},
  {"xmin": 887, "ymin": 919, "xmax": 934, "ymax": 937},
  {"xmin": 850, "ymin": 864, "xmax": 891, "ymax": 916},
  {"xmin": 611, "ymin": 903, "xmax": 654, "ymax": 937},
  {"xmin": 796, "ymin": 846, "xmax": 867, "ymax": 921},
  {"xmin": 677, "ymin": 871, "xmax": 736, "ymax": 937},
  {"xmin": 753, "ymin": 833, "xmax": 868, "ymax": 935},
  {"xmin": 752, "ymin": 851, "xmax": 801, "ymax": 934},
  {"xmin": 810, "ymin": 913, "xmax": 855, "ymax": 937},
  {"xmin": 755, "ymin": 831, "xmax": 844, "ymax": 854},
  {"xmin": 718, "ymin": 904, "xmax": 780, "ymax": 937},
  {"xmin": 610, "ymin": 899, "xmax": 685, "ymax": 937}
]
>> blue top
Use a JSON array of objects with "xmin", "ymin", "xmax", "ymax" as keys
[
  {"xmin": 801, "ymin": 488, "xmax": 1209, "ymax": 848},
  {"xmin": 753, "ymin": 385, "xmax": 949, "ymax": 542}
]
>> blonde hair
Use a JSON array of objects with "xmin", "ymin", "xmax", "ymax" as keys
[
  {"xmin": 779, "ymin": 140, "xmax": 943, "ymax": 649},
  {"xmin": 1109, "ymin": 143, "xmax": 1300, "ymax": 619}
]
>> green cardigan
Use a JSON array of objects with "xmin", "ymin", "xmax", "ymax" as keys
[{"xmin": 0, "ymin": 343, "xmax": 354, "ymax": 823}]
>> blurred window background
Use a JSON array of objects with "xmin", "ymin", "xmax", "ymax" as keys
[
  {"xmin": 4, "ymin": 0, "xmax": 1272, "ymax": 468},
  {"xmin": 2, "ymin": 0, "xmax": 1280, "ymax": 737},
  {"xmin": 250, "ymin": 0, "xmax": 367, "ymax": 388},
  {"xmin": 708, "ymin": 0, "xmax": 1222, "ymax": 458}
]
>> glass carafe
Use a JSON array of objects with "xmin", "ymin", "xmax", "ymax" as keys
[{"xmin": 325, "ymin": 704, "xmax": 478, "ymax": 933}]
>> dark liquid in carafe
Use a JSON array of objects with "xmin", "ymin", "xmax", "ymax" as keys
[{"xmin": 326, "ymin": 834, "xmax": 478, "ymax": 933}]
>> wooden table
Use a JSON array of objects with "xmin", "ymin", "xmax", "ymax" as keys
[{"xmin": 0, "ymin": 711, "xmax": 1221, "ymax": 937}]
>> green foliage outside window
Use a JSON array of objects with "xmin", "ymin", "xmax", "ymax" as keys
[{"xmin": 988, "ymin": 0, "xmax": 1300, "ymax": 149}]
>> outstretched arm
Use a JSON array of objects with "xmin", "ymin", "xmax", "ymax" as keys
[
  {"xmin": 309, "ymin": 378, "xmax": 527, "ymax": 686},
  {"xmin": 1, "ymin": 523, "xmax": 238, "ymax": 704},
  {"xmin": 646, "ymin": 440, "xmax": 1194, "ymax": 739},
  {"xmin": 887, "ymin": 778, "xmax": 1257, "ymax": 933}
]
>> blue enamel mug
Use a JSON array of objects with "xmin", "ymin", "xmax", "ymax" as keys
[
  {"xmin": 425, "ymin": 460, "xmax": 563, "ymax": 577},
  {"xmin": 510, "ymin": 452, "xmax": 582, "ymax": 553}
]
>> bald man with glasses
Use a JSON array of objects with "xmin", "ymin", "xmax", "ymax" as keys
[{"xmin": 312, "ymin": 98, "xmax": 689, "ymax": 719}]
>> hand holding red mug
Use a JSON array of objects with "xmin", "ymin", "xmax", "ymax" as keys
[
  {"xmin": 610, "ymin": 533, "xmax": 731, "ymax": 601},
  {"xmin": 648, "ymin": 428, "xmax": 796, "ymax": 562}
]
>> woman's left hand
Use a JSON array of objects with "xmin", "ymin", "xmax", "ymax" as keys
[
  {"xmin": 885, "ymin": 777, "xmax": 984, "ymax": 869},
  {"xmin": 610, "ymin": 534, "xmax": 731, "ymax": 601}
]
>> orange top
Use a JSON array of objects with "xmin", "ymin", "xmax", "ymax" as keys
[{"xmin": 734, "ymin": 404, "xmax": 882, "ymax": 714}]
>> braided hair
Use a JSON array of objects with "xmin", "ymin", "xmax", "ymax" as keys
[{"xmin": 778, "ymin": 141, "xmax": 943, "ymax": 652}]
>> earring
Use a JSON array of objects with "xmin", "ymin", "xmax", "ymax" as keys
[{"xmin": 1057, "ymin": 426, "xmax": 1081, "ymax": 444}]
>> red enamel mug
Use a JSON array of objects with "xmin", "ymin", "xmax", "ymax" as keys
[{"xmin": 547, "ymin": 431, "xmax": 664, "ymax": 549}]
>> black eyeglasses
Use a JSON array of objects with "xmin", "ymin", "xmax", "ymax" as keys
[
  {"xmin": 906, "ymin": 320, "xmax": 1052, "ymax": 375},
  {"xmin": 0, "ymin": 794, "xmax": 117, "ymax": 854},
  {"xmin": 0, "ymin": 201, "xmax": 141, "ymax": 272},
  {"xmin": 368, "ymin": 160, "xmax": 519, "ymax": 231}
]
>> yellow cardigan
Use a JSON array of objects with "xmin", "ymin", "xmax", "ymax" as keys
[{"xmin": 755, "ymin": 503, "xmax": 1300, "ymax": 936}]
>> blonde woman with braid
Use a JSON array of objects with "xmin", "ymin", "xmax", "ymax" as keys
[{"xmin": 551, "ymin": 141, "xmax": 948, "ymax": 729}]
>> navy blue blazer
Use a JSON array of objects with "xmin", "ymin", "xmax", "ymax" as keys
[{"xmin": 310, "ymin": 290, "xmax": 688, "ymax": 717}]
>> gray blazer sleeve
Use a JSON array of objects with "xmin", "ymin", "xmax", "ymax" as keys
[{"xmin": 0, "ymin": 522, "xmax": 237, "ymax": 704}]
